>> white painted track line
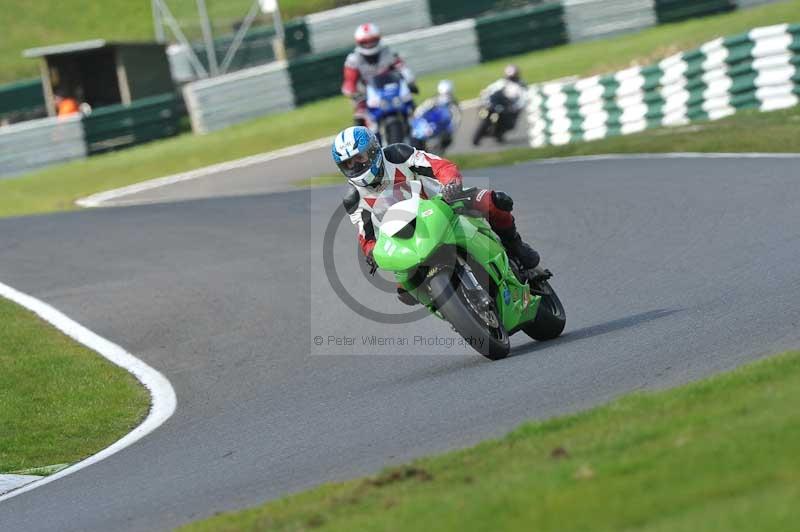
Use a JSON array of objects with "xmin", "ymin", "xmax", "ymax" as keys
[{"xmin": 0, "ymin": 282, "xmax": 177, "ymax": 502}]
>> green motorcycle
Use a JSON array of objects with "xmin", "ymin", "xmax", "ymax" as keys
[{"xmin": 371, "ymin": 180, "xmax": 566, "ymax": 360}]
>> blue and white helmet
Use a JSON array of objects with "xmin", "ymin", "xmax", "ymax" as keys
[{"xmin": 332, "ymin": 126, "xmax": 384, "ymax": 187}]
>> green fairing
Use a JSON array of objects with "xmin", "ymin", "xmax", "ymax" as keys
[{"xmin": 373, "ymin": 195, "xmax": 541, "ymax": 333}]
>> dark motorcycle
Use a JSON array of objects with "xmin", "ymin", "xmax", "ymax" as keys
[{"xmin": 472, "ymin": 91, "xmax": 519, "ymax": 146}]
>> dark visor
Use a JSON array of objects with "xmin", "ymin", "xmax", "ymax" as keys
[{"xmin": 337, "ymin": 153, "xmax": 370, "ymax": 179}]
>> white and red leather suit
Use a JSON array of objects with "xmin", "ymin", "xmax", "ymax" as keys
[
  {"xmin": 343, "ymin": 144, "xmax": 514, "ymax": 257},
  {"xmin": 341, "ymin": 47, "xmax": 416, "ymax": 125}
]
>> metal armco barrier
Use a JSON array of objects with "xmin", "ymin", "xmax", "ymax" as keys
[
  {"xmin": 0, "ymin": 115, "xmax": 86, "ymax": 179},
  {"xmin": 427, "ymin": 0, "xmax": 527, "ymax": 25},
  {"xmin": 306, "ymin": 0, "xmax": 432, "ymax": 54},
  {"xmin": 563, "ymin": 0, "xmax": 657, "ymax": 42},
  {"xmin": 183, "ymin": 62, "xmax": 295, "ymax": 134},
  {"xmin": 385, "ymin": 19, "xmax": 481, "ymax": 76},
  {"xmin": 528, "ymin": 23, "xmax": 800, "ymax": 148}
]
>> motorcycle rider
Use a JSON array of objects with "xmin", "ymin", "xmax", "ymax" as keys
[
  {"xmin": 333, "ymin": 126, "xmax": 540, "ymax": 304},
  {"xmin": 412, "ymin": 79, "xmax": 461, "ymax": 151},
  {"xmin": 475, "ymin": 64, "xmax": 529, "ymax": 145},
  {"xmin": 341, "ymin": 23, "xmax": 418, "ymax": 128}
]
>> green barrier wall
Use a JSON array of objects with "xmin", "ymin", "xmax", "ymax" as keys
[
  {"xmin": 476, "ymin": 2, "xmax": 567, "ymax": 62},
  {"xmin": 655, "ymin": 0, "xmax": 736, "ymax": 24},
  {"xmin": 428, "ymin": 0, "xmax": 502, "ymax": 25},
  {"xmin": 0, "ymin": 79, "xmax": 45, "ymax": 116},
  {"xmin": 284, "ymin": 19, "xmax": 312, "ymax": 58},
  {"xmin": 288, "ymin": 47, "xmax": 350, "ymax": 106},
  {"xmin": 82, "ymin": 93, "xmax": 180, "ymax": 155}
]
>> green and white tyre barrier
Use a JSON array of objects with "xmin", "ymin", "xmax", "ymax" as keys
[
  {"xmin": 0, "ymin": 115, "xmax": 86, "ymax": 179},
  {"xmin": 183, "ymin": 61, "xmax": 296, "ymax": 134},
  {"xmin": 384, "ymin": 19, "xmax": 480, "ymax": 77},
  {"xmin": 306, "ymin": 0, "xmax": 432, "ymax": 54},
  {"xmin": 528, "ymin": 23, "xmax": 800, "ymax": 148}
]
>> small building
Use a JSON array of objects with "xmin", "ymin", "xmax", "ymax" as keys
[{"xmin": 24, "ymin": 40, "xmax": 175, "ymax": 117}]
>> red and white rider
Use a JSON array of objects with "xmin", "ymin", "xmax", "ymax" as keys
[
  {"xmin": 333, "ymin": 126, "xmax": 540, "ymax": 305},
  {"xmin": 341, "ymin": 23, "xmax": 418, "ymax": 128}
]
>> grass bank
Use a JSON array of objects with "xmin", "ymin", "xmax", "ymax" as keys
[
  {"xmin": 454, "ymin": 104, "xmax": 800, "ymax": 170},
  {"xmin": 0, "ymin": 0, "xmax": 361, "ymax": 83},
  {"xmin": 182, "ymin": 350, "xmax": 800, "ymax": 531},
  {"xmin": 298, "ymin": 104, "xmax": 800, "ymax": 188},
  {"xmin": 0, "ymin": 1, "xmax": 798, "ymax": 218},
  {"xmin": 0, "ymin": 295, "xmax": 149, "ymax": 474}
]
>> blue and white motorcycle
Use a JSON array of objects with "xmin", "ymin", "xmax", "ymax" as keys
[
  {"xmin": 410, "ymin": 102, "xmax": 460, "ymax": 155},
  {"xmin": 366, "ymin": 71, "xmax": 415, "ymax": 145}
]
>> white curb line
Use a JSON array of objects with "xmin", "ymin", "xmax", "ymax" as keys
[
  {"xmin": 0, "ymin": 283, "xmax": 177, "ymax": 502},
  {"xmin": 0, "ymin": 475, "xmax": 42, "ymax": 496}
]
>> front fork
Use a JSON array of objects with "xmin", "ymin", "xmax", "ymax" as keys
[{"xmin": 399, "ymin": 255, "xmax": 493, "ymax": 314}]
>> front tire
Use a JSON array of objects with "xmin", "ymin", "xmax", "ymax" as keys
[
  {"xmin": 523, "ymin": 274, "xmax": 566, "ymax": 341},
  {"xmin": 472, "ymin": 115, "xmax": 492, "ymax": 146},
  {"xmin": 428, "ymin": 270, "xmax": 510, "ymax": 360},
  {"xmin": 410, "ymin": 137, "xmax": 427, "ymax": 151},
  {"xmin": 385, "ymin": 117, "xmax": 407, "ymax": 144}
]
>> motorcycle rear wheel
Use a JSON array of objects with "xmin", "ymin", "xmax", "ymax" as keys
[
  {"xmin": 428, "ymin": 269, "xmax": 510, "ymax": 360},
  {"xmin": 523, "ymin": 274, "xmax": 566, "ymax": 341}
]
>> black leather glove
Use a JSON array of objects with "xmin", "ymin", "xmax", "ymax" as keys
[
  {"xmin": 409, "ymin": 82, "xmax": 420, "ymax": 95},
  {"xmin": 440, "ymin": 182, "xmax": 463, "ymax": 204}
]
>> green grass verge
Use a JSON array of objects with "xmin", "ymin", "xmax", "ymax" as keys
[
  {"xmin": 0, "ymin": 296, "xmax": 150, "ymax": 473},
  {"xmin": 0, "ymin": 0, "xmax": 361, "ymax": 83},
  {"xmin": 452, "ymin": 104, "xmax": 800, "ymax": 170},
  {"xmin": 1, "ymin": 1, "xmax": 798, "ymax": 219},
  {"xmin": 182, "ymin": 350, "xmax": 800, "ymax": 532},
  {"xmin": 299, "ymin": 104, "xmax": 800, "ymax": 188}
]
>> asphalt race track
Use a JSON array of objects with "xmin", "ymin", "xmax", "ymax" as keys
[{"xmin": 2, "ymin": 155, "xmax": 800, "ymax": 530}]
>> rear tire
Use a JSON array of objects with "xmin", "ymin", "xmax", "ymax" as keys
[
  {"xmin": 428, "ymin": 270, "xmax": 510, "ymax": 360},
  {"xmin": 523, "ymin": 275, "xmax": 566, "ymax": 341}
]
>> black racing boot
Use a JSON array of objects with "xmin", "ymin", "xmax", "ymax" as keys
[
  {"xmin": 397, "ymin": 287, "xmax": 418, "ymax": 306},
  {"xmin": 495, "ymin": 224, "xmax": 540, "ymax": 271}
]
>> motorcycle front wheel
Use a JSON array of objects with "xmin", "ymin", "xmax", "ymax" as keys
[
  {"xmin": 410, "ymin": 137, "xmax": 427, "ymax": 151},
  {"xmin": 428, "ymin": 269, "xmax": 510, "ymax": 361},
  {"xmin": 384, "ymin": 117, "xmax": 407, "ymax": 144},
  {"xmin": 472, "ymin": 115, "xmax": 493, "ymax": 146}
]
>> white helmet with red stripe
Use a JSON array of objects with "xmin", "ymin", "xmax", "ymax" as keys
[{"xmin": 354, "ymin": 23, "xmax": 382, "ymax": 57}]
